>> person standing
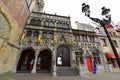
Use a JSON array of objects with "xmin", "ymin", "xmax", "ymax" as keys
[
  {"xmin": 57, "ymin": 56, "xmax": 62, "ymax": 66},
  {"xmin": 29, "ymin": 59, "xmax": 34, "ymax": 70},
  {"xmin": 37, "ymin": 58, "xmax": 41, "ymax": 70}
]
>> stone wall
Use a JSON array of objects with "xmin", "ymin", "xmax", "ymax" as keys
[
  {"xmin": 1, "ymin": 0, "xmax": 30, "ymax": 28},
  {"xmin": 0, "ymin": 1, "xmax": 22, "ymax": 73}
]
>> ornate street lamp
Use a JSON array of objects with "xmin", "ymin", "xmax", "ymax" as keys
[{"xmin": 82, "ymin": 3, "xmax": 120, "ymax": 68}]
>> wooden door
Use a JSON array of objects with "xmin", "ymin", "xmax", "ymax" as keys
[
  {"xmin": 57, "ymin": 45, "xmax": 70, "ymax": 66},
  {"xmin": 86, "ymin": 57, "xmax": 93, "ymax": 72},
  {"xmin": 41, "ymin": 54, "xmax": 51, "ymax": 70},
  {"xmin": 37, "ymin": 50, "xmax": 52, "ymax": 72}
]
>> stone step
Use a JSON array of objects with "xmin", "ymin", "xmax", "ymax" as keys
[{"xmin": 56, "ymin": 67, "xmax": 78, "ymax": 76}]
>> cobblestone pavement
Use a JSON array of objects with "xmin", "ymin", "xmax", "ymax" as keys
[{"xmin": 9, "ymin": 72, "xmax": 120, "ymax": 80}]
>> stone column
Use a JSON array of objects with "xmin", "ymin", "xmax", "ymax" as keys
[
  {"xmin": 31, "ymin": 49, "xmax": 39, "ymax": 73},
  {"xmin": 12, "ymin": 48, "xmax": 23, "ymax": 73},
  {"xmin": 72, "ymin": 50, "xmax": 76, "ymax": 61},
  {"xmin": 77, "ymin": 57, "xmax": 82, "ymax": 76},
  {"xmin": 71, "ymin": 50, "xmax": 76, "ymax": 68},
  {"xmin": 52, "ymin": 50, "xmax": 56, "ymax": 76}
]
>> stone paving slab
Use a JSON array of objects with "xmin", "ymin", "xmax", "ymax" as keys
[
  {"xmin": 13, "ymin": 72, "xmax": 120, "ymax": 80},
  {"xmin": 0, "ymin": 72, "xmax": 120, "ymax": 80}
]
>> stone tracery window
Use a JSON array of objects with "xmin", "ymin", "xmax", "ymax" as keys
[
  {"xmin": 30, "ymin": 19, "xmax": 36, "ymax": 25},
  {"xmin": 36, "ymin": 19, "xmax": 41, "ymax": 26},
  {"xmin": 42, "ymin": 32, "xmax": 47, "ymax": 39},
  {"xmin": 76, "ymin": 52, "xmax": 84, "ymax": 64},
  {"xmin": 57, "ymin": 22, "xmax": 62, "ymax": 28},
  {"xmin": 30, "ymin": 18, "xmax": 41, "ymax": 26},
  {"xmin": 57, "ymin": 22, "xmax": 69, "ymax": 29},
  {"xmin": 49, "ymin": 21, "xmax": 54, "ymax": 27},
  {"xmin": 63, "ymin": 23, "xmax": 69, "ymax": 28},
  {"xmin": 92, "ymin": 53, "xmax": 101, "ymax": 64},
  {"xmin": 26, "ymin": 31, "xmax": 32, "ymax": 37},
  {"xmin": 44, "ymin": 21, "xmax": 49, "ymax": 26},
  {"xmin": 42, "ymin": 32, "xmax": 54, "ymax": 39},
  {"xmin": 47, "ymin": 33, "xmax": 54, "ymax": 39},
  {"xmin": 44, "ymin": 21, "xmax": 54, "ymax": 27},
  {"xmin": 33, "ymin": 31, "xmax": 39, "ymax": 37}
]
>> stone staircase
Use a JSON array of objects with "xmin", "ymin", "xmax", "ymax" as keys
[{"xmin": 56, "ymin": 67, "xmax": 78, "ymax": 76}]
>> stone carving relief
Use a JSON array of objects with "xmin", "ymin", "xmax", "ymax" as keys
[{"xmin": 37, "ymin": 0, "xmax": 44, "ymax": 12}]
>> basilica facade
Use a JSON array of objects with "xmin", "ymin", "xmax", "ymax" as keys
[
  {"xmin": 12, "ymin": 11, "xmax": 105, "ymax": 76},
  {"xmin": 0, "ymin": 0, "xmax": 107, "ymax": 76}
]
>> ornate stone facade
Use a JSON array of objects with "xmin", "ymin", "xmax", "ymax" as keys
[
  {"xmin": 98, "ymin": 24, "xmax": 120, "ymax": 68},
  {"xmin": 13, "ymin": 12, "xmax": 105, "ymax": 76}
]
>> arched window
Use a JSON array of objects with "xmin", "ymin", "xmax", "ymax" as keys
[
  {"xmin": 47, "ymin": 33, "xmax": 53, "ymax": 39},
  {"xmin": 44, "ymin": 21, "xmax": 49, "ymax": 26},
  {"xmin": 49, "ymin": 21, "xmax": 54, "ymax": 27},
  {"xmin": 93, "ymin": 53, "xmax": 101, "ymax": 64},
  {"xmin": 42, "ymin": 32, "xmax": 54, "ymax": 39},
  {"xmin": 57, "ymin": 23, "xmax": 62, "ymax": 28},
  {"xmin": 33, "ymin": 31, "xmax": 39, "ymax": 37},
  {"xmin": 76, "ymin": 52, "xmax": 84, "ymax": 64},
  {"xmin": 30, "ymin": 19, "xmax": 41, "ymax": 26},
  {"xmin": 35, "ymin": 19, "xmax": 41, "ymax": 26},
  {"xmin": 63, "ymin": 23, "xmax": 69, "ymax": 28},
  {"xmin": 42, "ymin": 32, "xmax": 47, "ymax": 39},
  {"xmin": 26, "ymin": 31, "xmax": 32, "ymax": 37},
  {"xmin": 30, "ymin": 19, "xmax": 36, "ymax": 25}
]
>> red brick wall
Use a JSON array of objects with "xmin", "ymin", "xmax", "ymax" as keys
[{"xmin": 2, "ymin": 0, "xmax": 30, "ymax": 28}]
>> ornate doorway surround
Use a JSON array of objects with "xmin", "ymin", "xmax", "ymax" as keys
[
  {"xmin": 56, "ymin": 45, "xmax": 70, "ymax": 67},
  {"xmin": 37, "ymin": 50, "xmax": 52, "ymax": 72},
  {"xmin": 17, "ymin": 49, "xmax": 35, "ymax": 73}
]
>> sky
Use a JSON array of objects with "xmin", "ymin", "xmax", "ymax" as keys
[{"xmin": 43, "ymin": 0, "xmax": 120, "ymax": 28}]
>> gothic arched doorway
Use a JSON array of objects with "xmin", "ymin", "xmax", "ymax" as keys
[
  {"xmin": 37, "ymin": 50, "xmax": 52, "ymax": 72},
  {"xmin": 56, "ymin": 45, "xmax": 70, "ymax": 67},
  {"xmin": 17, "ymin": 49, "xmax": 35, "ymax": 72}
]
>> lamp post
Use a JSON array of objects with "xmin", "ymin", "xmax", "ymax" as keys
[{"xmin": 81, "ymin": 3, "xmax": 120, "ymax": 68}]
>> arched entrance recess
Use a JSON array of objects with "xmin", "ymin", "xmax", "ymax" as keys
[
  {"xmin": 37, "ymin": 50, "xmax": 52, "ymax": 72},
  {"xmin": 17, "ymin": 49, "xmax": 35, "ymax": 72},
  {"xmin": 56, "ymin": 45, "xmax": 70, "ymax": 67}
]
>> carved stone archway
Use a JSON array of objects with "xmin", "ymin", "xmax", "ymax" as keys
[
  {"xmin": 17, "ymin": 49, "xmax": 35, "ymax": 72},
  {"xmin": 37, "ymin": 49, "xmax": 52, "ymax": 72}
]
